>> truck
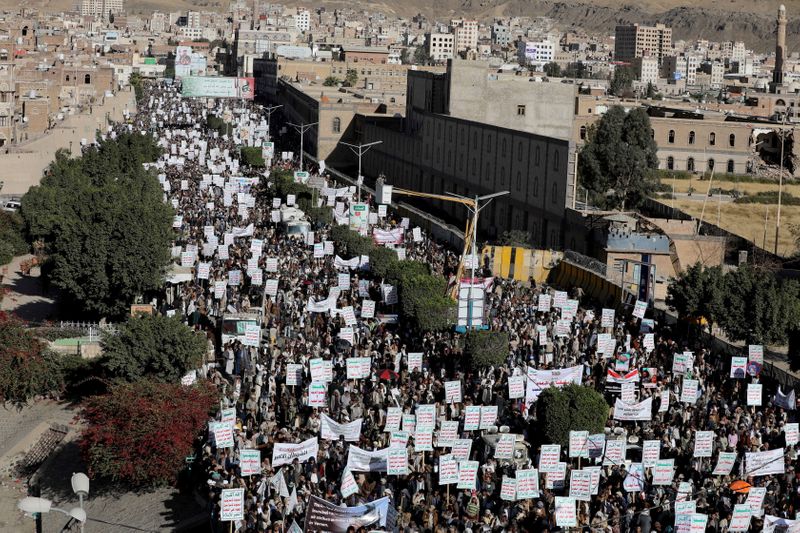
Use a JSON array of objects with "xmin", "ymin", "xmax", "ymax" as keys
[{"xmin": 220, "ymin": 311, "xmax": 263, "ymax": 347}]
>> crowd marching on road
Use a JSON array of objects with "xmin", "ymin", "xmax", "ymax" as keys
[{"xmin": 125, "ymin": 80, "xmax": 800, "ymax": 533}]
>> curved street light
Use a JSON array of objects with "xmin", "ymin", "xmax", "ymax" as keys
[{"xmin": 18, "ymin": 472, "xmax": 90, "ymax": 532}]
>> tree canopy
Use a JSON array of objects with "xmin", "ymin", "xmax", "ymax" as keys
[
  {"xmin": 20, "ymin": 133, "xmax": 173, "ymax": 319},
  {"xmin": 536, "ymin": 384, "xmax": 609, "ymax": 447},
  {"xmin": 668, "ymin": 262, "xmax": 800, "ymax": 345},
  {"xmin": 80, "ymin": 381, "xmax": 218, "ymax": 486},
  {"xmin": 578, "ymin": 106, "xmax": 659, "ymax": 210},
  {"xmin": 100, "ymin": 315, "xmax": 207, "ymax": 383}
]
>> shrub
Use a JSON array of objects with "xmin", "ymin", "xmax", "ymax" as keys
[
  {"xmin": 465, "ymin": 330, "xmax": 509, "ymax": 368},
  {"xmin": 80, "ymin": 381, "xmax": 219, "ymax": 486},
  {"xmin": 240, "ymin": 146, "xmax": 265, "ymax": 168},
  {"xmin": 536, "ymin": 384, "xmax": 609, "ymax": 447},
  {"xmin": 0, "ymin": 312, "xmax": 66, "ymax": 404},
  {"xmin": 100, "ymin": 315, "xmax": 207, "ymax": 383}
]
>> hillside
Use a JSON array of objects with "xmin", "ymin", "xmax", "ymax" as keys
[{"xmin": 5, "ymin": 0, "xmax": 798, "ymax": 52}]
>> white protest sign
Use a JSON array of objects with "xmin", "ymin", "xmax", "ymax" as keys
[
  {"xmin": 643, "ymin": 439, "xmax": 661, "ymax": 468},
  {"xmin": 569, "ymin": 431, "xmax": 589, "ymax": 459},
  {"xmin": 516, "ymin": 468, "xmax": 540, "ymax": 499},
  {"xmin": 495, "ymin": 434, "xmax": 516, "ymax": 460},
  {"xmin": 387, "ymin": 448, "xmax": 408, "ymax": 476},
  {"xmin": 712, "ymin": 452, "xmax": 737, "ymax": 476},
  {"xmin": 539, "ymin": 444, "xmax": 561, "ymax": 473},
  {"xmin": 341, "ymin": 467, "xmax": 359, "ymax": 498},
  {"xmin": 569, "ymin": 470, "xmax": 592, "ymax": 501},
  {"xmin": 220, "ymin": 488, "xmax": 245, "ymax": 521},
  {"xmin": 555, "ymin": 496, "xmax": 577, "ymax": 527},
  {"xmin": 445, "ymin": 381, "xmax": 462, "ymax": 404},
  {"xmin": 438, "ymin": 455, "xmax": 459, "ymax": 485},
  {"xmin": 501, "ymin": 475, "xmax": 517, "ymax": 501},
  {"xmin": 240, "ymin": 449, "xmax": 261, "ymax": 476},
  {"xmin": 693, "ymin": 431, "xmax": 714, "ymax": 458},
  {"xmin": 457, "ymin": 460, "xmax": 479, "ymax": 490},
  {"xmin": 747, "ymin": 383, "xmax": 762, "ymax": 406},
  {"xmin": 508, "ymin": 375, "xmax": 525, "ymax": 399}
]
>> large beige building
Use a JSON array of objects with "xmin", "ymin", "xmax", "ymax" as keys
[
  {"xmin": 359, "ymin": 61, "xmax": 574, "ymax": 248},
  {"xmin": 80, "ymin": 0, "xmax": 124, "ymax": 20},
  {"xmin": 614, "ymin": 24, "xmax": 672, "ymax": 64}
]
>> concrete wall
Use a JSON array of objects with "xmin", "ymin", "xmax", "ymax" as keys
[{"xmin": 446, "ymin": 59, "xmax": 576, "ymax": 141}]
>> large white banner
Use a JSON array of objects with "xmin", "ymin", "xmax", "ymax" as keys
[
  {"xmin": 320, "ymin": 413, "xmax": 363, "ymax": 442},
  {"xmin": 613, "ymin": 397, "xmax": 652, "ymax": 421},
  {"xmin": 526, "ymin": 365, "xmax": 583, "ymax": 403},
  {"xmin": 346, "ymin": 446, "xmax": 389, "ymax": 472},
  {"xmin": 272, "ymin": 437, "xmax": 319, "ymax": 467},
  {"xmin": 745, "ymin": 448, "xmax": 785, "ymax": 477}
]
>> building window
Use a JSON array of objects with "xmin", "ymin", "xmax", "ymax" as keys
[
  {"xmin": 518, "ymin": 142, "xmax": 523, "ymax": 162},
  {"xmin": 552, "ymin": 182, "xmax": 558, "ymax": 203},
  {"xmin": 66, "ymin": 75, "xmax": 70, "ymax": 82},
  {"xmin": 727, "ymin": 159, "xmax": 735, "ymax": 173},
  {"xmin": 517, "ymin": 104, "xmax": 526, "ymax": 116},
  {"xmin": 651, "ymin": 129, "xmax": 655, "ymax": 139},
  {"xmin": 707, "ymin": 158, "xmax": 715, "ymax": 171},
  {"xmin": 332, "ymin": 117, "xmax": 341, "ymax": 133},
  {"xmin": 516, "ymin": 171, "xmax": 522, "ymax": 190},
  {"xmin": 501, "ymin": 138, "xmax": 507, "ymax": 157},
  {"xmin": 553, "ymin": 151, "xmax": 560, "ymax": 171},
  {"xmin": 668, "ymin": 130, "xmax": 675, "ymax": 143},
  {"xmin": 667, "ymin": 156, "xmax": 674, "ymax": 170},
  {"xmin": 729, "ymin": 133, "xmax": 736, "ymax": 147},
  {"xmin": 473, "ymin": 132, "xmax": 477, "ymax": 148},
  {"xmin": 688, "ymin": 131, "xmax": 695, "ymax": 144},
  {"xmin": 580, "ymin": 126, "xmax": 587, "ymax": 140},
  {"xmin": 84, "ymin": 74, "xmax": 91, "ymax": 84},
  {"xmin": 687, "ymin": 157, "xmax": 695, "ymax": 172},
  {"xmin": 0, "ymin": 116, "xmax": 6, "ymax": 127},
  {"xmin": 535, "ymin": 146, "xmax": 541, "ymax": 166},
  {"xmin": 709, "ymin": 132, "xmax": 716, "ymax": 146}
]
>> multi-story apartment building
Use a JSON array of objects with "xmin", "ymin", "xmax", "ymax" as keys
[
  {"xmin": 150, "ymin": 12, "xmax": 166, "ymax": 32},
  {"xmin": 517, "ymin": 40, "xmax": 555, "ymax": 65},
  {"xmin": 614, "ymin": 23, "xmax": 672, "ymax": 65},
  {"xmin": 80, "ymin": 0, "xmax": 124, "ymax": 20},
  {"xmin": 451, "ymin": 19, "xmax": 478, "ymax": 53},
  {"xmin": 426, "ymin": 33, "xmax": 454, "ymax": 62},
  {"xmin": 295, "ymin": 8, "xmax": 311, "ymax": 32},
  {"xmin": 491, "ymin": 24, "xmax": 511, "ymax": 47}
]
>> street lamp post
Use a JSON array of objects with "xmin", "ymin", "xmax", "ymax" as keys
[
  {"xmin": 287, "ymin": 121, "xmax": 318, "ymax": 172},
  {"xmin": 445, "ymin": 190, "xmax": 510, "ymax": 329},
  {"xmin": 262, "ymin": 104, "xmax": 282, "ymax": 142},
  {"xmin": 19, "ymin": 472, "xmax": 90, "ymax": 532},
  {"xmin": 775, "ymin": 114, "xmax": 790, "ymax": 255},
  {"xmin": 339, "ymin": 140, "xmax": 383, "ymax": 202}
]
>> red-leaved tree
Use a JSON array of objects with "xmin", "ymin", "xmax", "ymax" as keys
[
  {"xmin": 0, "ymin": 311, "xmax": 65, "ymax": 404},
  {"xmin": 80, "ymin": 380, "xmax": 219, "ymax": 486}
]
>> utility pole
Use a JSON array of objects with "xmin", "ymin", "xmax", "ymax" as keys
[
  {"xmin": 262, "ymin": 104, "xmax": 282, "ymax": 142},
  {"xmin": 445, "ymin": 190, "xmax": 510, "ymax": 328},
  {"xmin": 287, "ymin": 121, "xmax": 318, "ymax": 171},
  {"xmin": 339, "ymin": 140, "xmax": 383, "ymax": 202},
  {"xmin": 775, "ymin": 114, "xmax": 790, "ymax": 255}
]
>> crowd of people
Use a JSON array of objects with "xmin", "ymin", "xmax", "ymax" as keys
[{"xmin": 130, "ymin": 80, "xmax": 800, "ymax": 533}]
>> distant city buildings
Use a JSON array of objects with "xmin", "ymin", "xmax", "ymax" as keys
[
  {"xmin": 80, "ymin": 0, "xmax": 124, "ymax": 20},
  {"xmin": 426, "ymin": 33, "xmax": 455, "ymax": 62},
  {"xmin": 614, "ymin": 23, "xmax": 672, "ymax": 65}
]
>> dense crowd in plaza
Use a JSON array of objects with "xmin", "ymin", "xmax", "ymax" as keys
[{"xmin": 129, "ymin": 81, "xmax": 800, "ymax": 533}]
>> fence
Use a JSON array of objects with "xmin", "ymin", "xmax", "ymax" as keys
[{"xmin": 58, "ymin": 321, "xmax": 117, "ymax": 342}]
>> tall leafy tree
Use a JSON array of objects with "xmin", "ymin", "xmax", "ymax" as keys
[
  {"xmin": 666, "ymin": 263, "xmax": 725, "ymax": 330},
  {"xmin": 20, "ymin": 134, "xmax": 172, "ymax": 319},
  {"xmin": 578, "ymin": 106, "xmax": 659, "ymax": 210},
  {"xmin": 100, "ymin": 315, "xmax": 207, "ymax": 383},
  {"xmin": 719, "ymin": 264, "xmax": 800, "ymax": 345}
]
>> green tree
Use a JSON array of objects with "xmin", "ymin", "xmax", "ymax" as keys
[
  {"xmin": 666, "ymin": 263, "xmax": 725, "ymax": 329},
  {"xmin": 719, "ymin": 264, "xmax": 800, "ymax": 345},
  {"xmin": 20, "ymin": 134, "xmax": 173, "ymax": 319},
  {"xmin": 323, "ymin": 76, "xmax": 341, "ymax": 87},
  {"xmin": 0, "ymin": 211, "xmax": 27, "ymax": 266},
  {"xmin": 0, "ymin": 312, "xmax": 66, "ymax": 404},
  {"xmin": 344, "ymin": 69, "xmax": 359, "ymax": 88},
  {"xmin": 413, "ymin": 46, "xmax": 431, "ymax": 65},
  {"xmin": 578, "ymin": 106, "xmax": 659, "ymax": 210},
  {"xmin": 498, "ymin": 230, "xmax": 531, "ymax": 247},
  {"xmin": 240, "ymin": 146, "xmax": 265, "ymax": 168},
  {"xmin": 536, "ymin": 384, "xmax": 609, "ymax": 447},
  {"xmin": 543, "ymin": 62, "xmax": 562, "ymax": 77},
  {"xmin": 465, "ymin": 330, "xmax": 509, "ymax": 368},
  {"xmin": 80, "ymin": 381, "xmax": 218, "ymax": 486},
  {"xmin": 646, "ymin": 82, "xmax": 656, "ymax": 99},
  {"xmin": 100, "ymin": 315, "xmax": 207, "ymax": 383},
  {"xmin": 609, "ymin": 66, "xmax": 634, "ymax": 97}
]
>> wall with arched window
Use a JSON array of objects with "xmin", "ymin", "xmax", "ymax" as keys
[
  {"xmin": 667, "ymin": 156, "xmax": 674, "ymax": 170},
  {"xmin": 729, "ymin": 133, "xmax": 735, "ymax": 147},
  {"xmin": 709, "ymin": 132, "xmax": 716, "ymax": 146},
  {"xmin": 688, "ymin": 131, "xmax": 695, "ymax": 144},
  {"xmin": 687, "ymin": 157, "xmax": 695, "ymax": 171},
  {"xmin": 727, "ymin": 160, "xmax": 735, "ymax": 173},
  {"xmin": 668, "ymin": 130, "xmax": 675, "ymax": 143},
  {"xmin": 332, "ymin": 117, "xmax": 341, "ymax": 133}
]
